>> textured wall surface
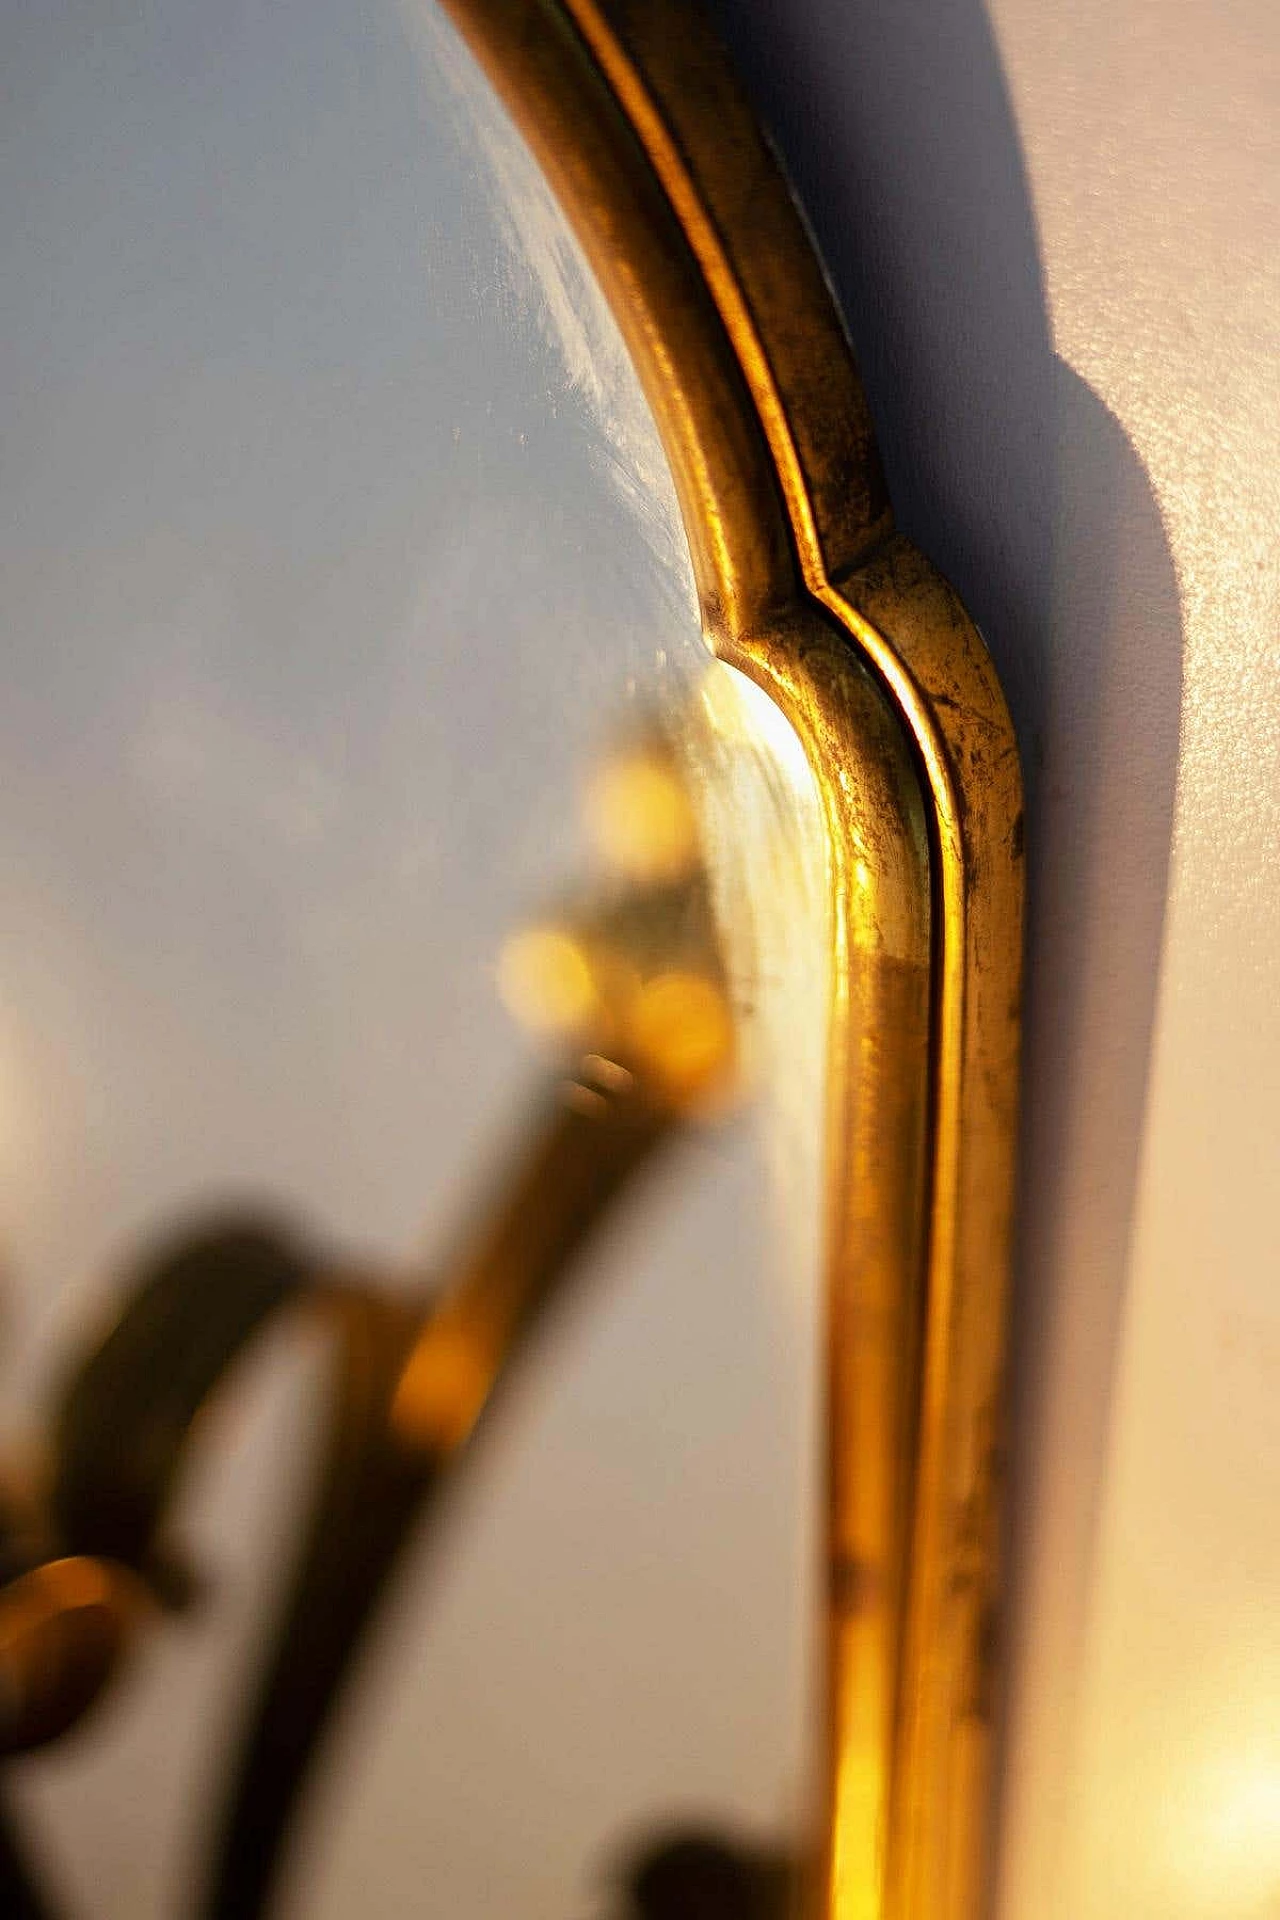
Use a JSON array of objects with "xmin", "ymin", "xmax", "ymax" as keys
[{"xmin": 712, "ymin": 1, "xmax": 1280, "ymax": 1913}]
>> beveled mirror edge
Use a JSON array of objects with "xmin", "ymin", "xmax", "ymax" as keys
[{"xmin": 435, "ymin": 2, "xmax": 1025, "ymax": 1916}]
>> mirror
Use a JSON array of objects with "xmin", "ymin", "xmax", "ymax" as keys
[{"xmin": 0, "ymin": 3, "xmax": 830, "ymax": 1913}]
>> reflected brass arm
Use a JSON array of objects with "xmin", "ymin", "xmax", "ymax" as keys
[{"xmin": 0, "ymin": 734, "xmax": 749, "ymax": 1920}]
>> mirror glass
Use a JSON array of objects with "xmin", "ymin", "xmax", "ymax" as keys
[{"xmin": 1, "ymin": 4, "xmax": 828, "ymax": 1913}]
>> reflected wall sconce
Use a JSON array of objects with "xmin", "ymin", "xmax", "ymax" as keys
[{"xmin": 0, "ymin": 4, "xmax": 1023, "ymax": 1916}]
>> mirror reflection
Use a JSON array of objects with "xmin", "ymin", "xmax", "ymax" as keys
[{"xmin": 0, "ymin": 3, "xmax": 829, "ymax": 1913}]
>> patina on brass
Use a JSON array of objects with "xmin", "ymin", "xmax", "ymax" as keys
[
  {"xmin": 0, "ymin": 6, "xmax": 1022, "ymax": 1918},
  {"xmin": 432, "ymin": 5, "xmax": 1024, "ymax": 1916}
]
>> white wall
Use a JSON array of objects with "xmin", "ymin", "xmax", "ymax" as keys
[{"xmin": 713, "ymin": 1, "xmax": 1280, "ymax": 1913}]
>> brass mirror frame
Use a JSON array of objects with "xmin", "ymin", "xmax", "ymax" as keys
[
  {"xmin": 0, "ymin": 7, "xmax": 1022, "ymax": 1915},
  {"xmin": 434, "ymin": 3, "xmax": 1024, "ymax": 1916}
]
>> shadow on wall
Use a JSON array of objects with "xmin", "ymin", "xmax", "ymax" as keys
[{"xmin": 705, "ymin": 0, "xmax": 1184, "ymax": 1900}]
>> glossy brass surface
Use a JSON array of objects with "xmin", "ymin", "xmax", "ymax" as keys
[
  {"xmin": 0, "ymin": 1557, "xmax": 143, "ymax": 1757},
  {"xmin": 435, "ymin": 5, "xmax": 1024, "ymax": 1916}
]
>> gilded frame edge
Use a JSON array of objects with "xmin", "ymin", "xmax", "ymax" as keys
[{"xmin": 433, "ymin": 3, "xmax": 1026, "ymax": 1916}]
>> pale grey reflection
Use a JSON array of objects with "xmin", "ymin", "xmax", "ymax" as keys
[{"xmin": 0, "ymin": 4, "xmax": 825, "ymax": 1915}]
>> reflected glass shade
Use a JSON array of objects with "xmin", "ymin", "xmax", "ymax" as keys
[{"xmin": 1, "ymin": 4, "xmax": 828, "ymax": 1915}]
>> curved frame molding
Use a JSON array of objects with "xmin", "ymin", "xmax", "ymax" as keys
[{"xmin": 436, "ymin": 4, "xmax": 1025, "ymax": 1916}]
